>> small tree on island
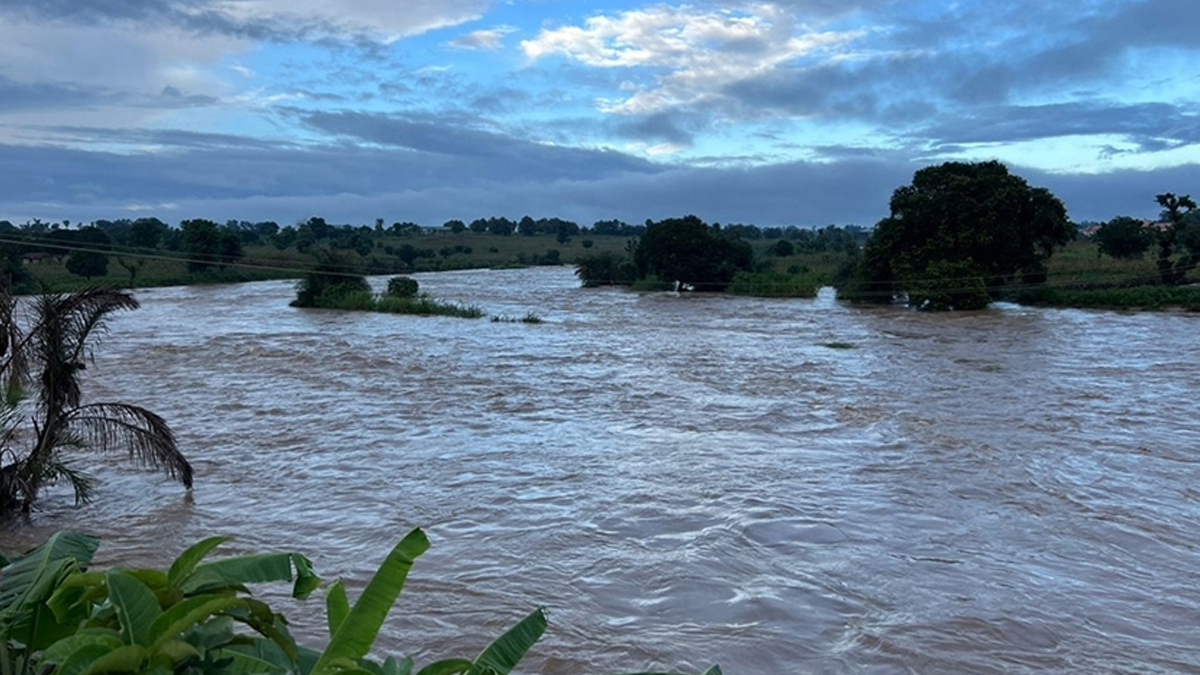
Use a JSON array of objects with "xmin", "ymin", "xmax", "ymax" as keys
[
  {"xmin": 845, "ymin": 160, "xmax": 1073, "ymax": 310},
  {"xmin": 292, "ymin": 248, "xmax": 370, "ymax": 308}
]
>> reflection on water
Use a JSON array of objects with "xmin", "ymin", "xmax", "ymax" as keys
[{"xmin": 4, "ymin": 267, "xmax": 1200, "ymax": 674}]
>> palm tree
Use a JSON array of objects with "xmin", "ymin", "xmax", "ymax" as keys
[{"xmin": 0, "ymin": 286, "xmax": 192, "ymax": 514}]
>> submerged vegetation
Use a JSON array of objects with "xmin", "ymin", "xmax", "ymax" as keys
[
  {"xmin": 292, "ymin": 255, "xmax": 483, "ymax": 318},
  {"xmin": 0, "ymin": 531, "xmax": 722, "ymax": 675},
  {"xmin": 0, "ymin": 287, "xmax": 192, "ymax": 515}
]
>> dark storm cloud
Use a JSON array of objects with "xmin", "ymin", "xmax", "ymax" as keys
[
  {"xmin": 0, "ymin": 76, "xmax": 117, "ymax": 112},
  {"xmin": 612, "ymin": 113, "xmax": 695, "ymax": 147},
  {"xmin": 302, "ymin": 111, "xmax": 658, "ymax": 179},
  {"xmin": 925, "ymin": 102, "xmax": 1200, "ymax": 150},
  {"xmin": 0, "ymin": 0, "xmax": 287, "ymax": 40},
  {"xmin": 2, "ymin": 133, "xmax": 1196, "ymax": 227}
]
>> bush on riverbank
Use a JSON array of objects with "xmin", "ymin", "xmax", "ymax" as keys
[
  {"xmin": 0, "ymin": 531, "xmax": 722, "ymax": 675},
  {"xmin": 1015, "ymin": 284, "xmax": 1200, "ymax": 311}
]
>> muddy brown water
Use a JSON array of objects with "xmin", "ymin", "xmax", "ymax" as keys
[{"xmin": 4, "ymin": 267, "xmax": 1200, "ymax": 674}]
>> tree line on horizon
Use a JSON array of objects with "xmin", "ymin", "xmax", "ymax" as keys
[{"xmin": 0, "ymin": 212, "xmax": 872, "ymax": 292}]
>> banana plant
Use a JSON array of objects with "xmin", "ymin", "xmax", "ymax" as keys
[
  {"xmin": 2, "ymin": 531, "xmax": 722, "ymax": 675},
  {"xmin": 0, "ymin": 532, "xmax": 101, "ymax": 675},
  {"xmin": 2, "ymin": 533, "xmax": 317, "ymax": 675}
]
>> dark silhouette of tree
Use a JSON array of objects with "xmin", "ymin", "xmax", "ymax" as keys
[
  {"xmin": 180, "ymin": 219, "xmax": 244, "ymax": 272},
  {"xmin": 1153, "ymin": 192, "xmax": 1197, "ymax": 285},
  {"xmin": 1093, "ymin": 216, "xmax": 1154, "ymax": 259},
  {"xmin": 847, "ymin": 161, "xmax": 1072, "ymax": 309},
  {"xmin": 633, "ymin": 215, "xmax": 754, "ymax": 291}
]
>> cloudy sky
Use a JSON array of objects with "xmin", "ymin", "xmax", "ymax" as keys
[{"xmin": 1, "ymin": 0, "xmax": 1197, "ymax": 228}]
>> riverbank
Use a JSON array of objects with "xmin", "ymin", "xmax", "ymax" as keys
[{"xmin": 20, "ymin": 236, "xmax": 1198, "ymax": 311}]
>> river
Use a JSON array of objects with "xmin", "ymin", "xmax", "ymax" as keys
[{"xmin": 4, "ymin": 266, "xmax": 1200, "ymax": 674}]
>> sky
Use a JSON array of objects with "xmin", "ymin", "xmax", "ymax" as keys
[{"xmin": 0, "ymin": 0, "xmax": 1197, "ymax": 228}]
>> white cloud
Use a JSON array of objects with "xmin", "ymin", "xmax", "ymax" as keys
[
  {"xmin": 450, "ymin": 26, "xmax": 518, "ymax": 51},
  {"xmin": 521, "ymin": 3, "xmax": 863, "ymax": 114}
]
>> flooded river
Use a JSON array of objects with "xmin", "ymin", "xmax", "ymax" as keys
[{"xmin": 4, "ymin": 267, "xmax": 1200, "ymax": 674}]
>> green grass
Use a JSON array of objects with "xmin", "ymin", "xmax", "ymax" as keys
[
  {"xmin": 727, "ymin": 270, "xmax": 820, "ymax": 298},
  {"xmin": 1015, "ymin": 285, "xmax": 1200, "ymax": 311},
  {"xmin": 371, "ymin": 293, "xmax": 484, "ymax": 318}
]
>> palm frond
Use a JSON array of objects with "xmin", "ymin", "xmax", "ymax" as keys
[
  {"xmin": 62, "ymin": 402, "xmax": 193, "ymax": 489},
  {"xmin": 34, "ymin": 458, "xmax": 95, "ymax": 505},
  {"xmin": 27, "ymin": 288, "xmax": 140, "ymax": 412},
  {"xmin": 0, "ymin": 287, "xmax": 28, "ymax": 391}
]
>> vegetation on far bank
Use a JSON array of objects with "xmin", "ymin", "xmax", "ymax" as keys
[{"xmin": 1, "ymin": 160, "xmax": 1196, "ymax": 310}]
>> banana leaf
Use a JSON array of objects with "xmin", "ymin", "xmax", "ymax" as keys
[
  {"xmin": 468, "ymin": 608, "xmax": 546, "ymax": 675},
  {"xmin": 308, "ymin": 529, "xmax": 429, "ymax": 675}
]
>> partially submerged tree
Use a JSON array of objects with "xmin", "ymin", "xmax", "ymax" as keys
[
  {"xmin": 0, "ymin": 287, "xmax": 192, "ymax": 514},
  {"xmin": 292, "ymin": 248, "xmax": 370, "ymax": 308},
  {"xmin": 632, "ymin": 215, "xmax": 754, "ymax": 291},
  {"xmin": 846, "ymin": 160, "xmax": 1073, "ymax": 309}
]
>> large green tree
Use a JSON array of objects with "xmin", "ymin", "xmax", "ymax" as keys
[
  {"xmin": 849, "ymin": 160, "xmax": 1073, "ymax": 309},
  {"xmin": 0, "ymin": 287, "xmax": 193, "ymax": 514},
  {"xmin": 632, "ymin": 215, "xmax": 754, "ymax": 291},
  {"xmin": 1093, "ymin": 216, "xmax": 1154, "ymax": 259},
  {"xmin": 180, "ymin": 219, "xmax": 244, "ymax": 273}
]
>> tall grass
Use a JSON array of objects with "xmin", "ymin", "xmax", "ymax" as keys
[
  {"xmin": 727, "ymin": 270, "xmax": 819, "ymax": 298},
  {"xmin": 1015, "ymin": 285, "xmax": 1200, "ymax": 311}
]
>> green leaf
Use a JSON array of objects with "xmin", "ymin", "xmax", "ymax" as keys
[
  {"xmin": 105, "ymin": 571, "xmax": 162, "ymax": 647},
  {"xmin": 182, "ymin": 552, "xmax": 320, "ymax": 600},
  {"xmin": 237, "ymin": 599, "xmax": 298, "ymax": 663},
  {"xmin": 310, "ymin": 529, "xmax": 430, "ymax": 675},
  {"xmin": 79, "ymin": 644, "xmax": 147, "ymax": 675},
  {"xmin": 700, "ymin": 666, "xmax": 723, "ymax": 675},
  {"xmin": 40, "ymin": 631, "xmax": 125, "ymax": 669},
  {"xmin": 218, "ymin": 640, "xmax": 295, "ymax": 675},
  {"xmin": 124, "ymin": 569, "xmax": 168, "ymax": 591},
  {"xmin": 0, "ymin": 532, "xmax": 99, "ymax": 629},
  {"xmin": 152, "ymin": 639, "xmax": 198, "ymax": 665},
  {"xmin": 413, "ymin": 659, "xmax": 472, "ymax": 675},
  {"xmin": 148, "ymin": 595, "xmax": 242, "ymax": 649},
  {"xmin": 0, "ymin": 558, "xmax": 75, "ymax": 646},
  {"xmin": 381, "ymin": 655, "xmax": 413, "ymax": 675},
  {"xmin": 467, "ymin": 608, "xmax": 546, "ymax": 675},
  {"xmin": 46, "ymin": 572, "xmax": 105, "ymax": 623},
  {"xmin": 325, "ymin": 581, "xmax": 349, "ymax": 638},
  {"xmin": 44, "ymin": 639, "xmax": 125, "ymax": 675},
  {"xmin": 167, "ymin": 537, "xmax": 229, "ymax": 587}
]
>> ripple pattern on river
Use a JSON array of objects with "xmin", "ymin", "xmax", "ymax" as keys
[{"xmin": 4, "ymin": 268, "xmax": 1200, "ymax": 674}]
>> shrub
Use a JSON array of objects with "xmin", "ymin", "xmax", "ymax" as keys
[
  {"xmin": 293, "ymin": 249, "xmax": 369, "ymax": 308},
  {"xmin": 386, "ymin": 276, "xmax": 420, "ymax": 298},
  {"xmin": 574, "ymin": 252, "xmax": 638, "ymax": 287},
  {"xmin": 727, "ymin": 270, "xmax": 818, "ymax": 298}
]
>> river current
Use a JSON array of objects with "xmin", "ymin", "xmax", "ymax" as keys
[{"xmin": 4, "ymin": 266, "xmax": 1200, "ymax": 674}]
